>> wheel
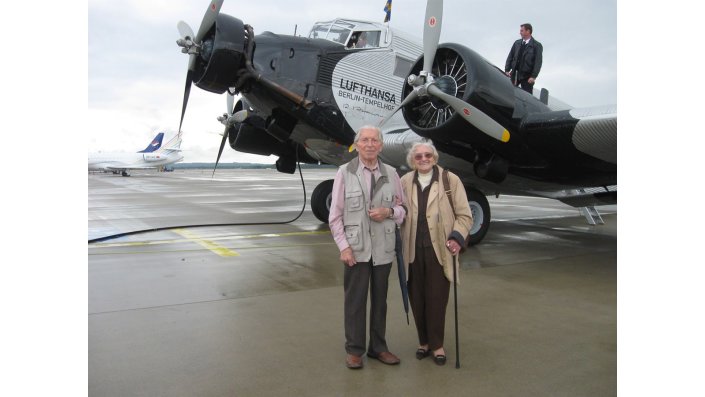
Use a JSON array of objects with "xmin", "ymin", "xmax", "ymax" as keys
[
  {"xmin": 465, "ymin": 186, "xmax": 491, "ymax": 245},
  {"xmin": 311, "ymin": 179, "xmax": 334, "ymax": 223}
]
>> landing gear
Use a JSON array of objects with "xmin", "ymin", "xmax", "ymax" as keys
[
  {"xmin": 465, "ymin": 186, "xmax": 490, "ymax": 245},
  {"xmin": 311, "ymin": 179, "xmax": 334, "ymax": 223},
  {"xmin": 121, "ymin": 170, "xmax": 130, "ymax": 177}
]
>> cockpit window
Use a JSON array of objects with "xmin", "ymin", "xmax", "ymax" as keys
[
  {"xmin": 309, "ymin": 21, "xmax": 354, "ymax": 45},
  {"xmin": 346, "ymin": 30, "xmax": 381, "ymax": 49}
]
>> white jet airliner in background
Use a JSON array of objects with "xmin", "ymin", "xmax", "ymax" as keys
[{"xmin": 88, "ymin": 131, "xmax": 184, "ymax": 176}]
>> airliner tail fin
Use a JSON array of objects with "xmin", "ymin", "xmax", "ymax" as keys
[{"xmin": 137, "ymin": 132, "xmax": 165, "ymax": 153}]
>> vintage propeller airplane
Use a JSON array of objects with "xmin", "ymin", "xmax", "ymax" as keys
[{"xmin": 174, "ymin": 0, "xmax": 616, "ymax": 244}]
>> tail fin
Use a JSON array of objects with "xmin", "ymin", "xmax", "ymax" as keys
[
  {"xmin": 156, "ymin": 131, "xmax": 183, "ymax": 153},
  {"xmin": 137, "ymin": 132, "xmax": 165, "ymax": 153}
]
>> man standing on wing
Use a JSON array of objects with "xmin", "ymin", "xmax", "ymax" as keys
[{"xmin": 505, "ymin": 23, "xmax": 543, "ymax": 94}]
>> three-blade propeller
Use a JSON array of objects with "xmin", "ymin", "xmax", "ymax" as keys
[
  {"xmin": 177, "ymin": 0, "xmax": 239, "ymax": 176},
  {"xmin": 213, "ymin": 93, "xmax": 249, "ymax": 176},
  {"xmin": 381, "ymin": 0, "xmax": 509, "ymax": 143},
  {"xmin": 176, "ymin": 0, "xmax": 224, "ymax": 134}
]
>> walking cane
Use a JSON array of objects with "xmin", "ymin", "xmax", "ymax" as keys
[{"xmin": 453, "ymin": 254, "xmax": 460, "ymax": 369}]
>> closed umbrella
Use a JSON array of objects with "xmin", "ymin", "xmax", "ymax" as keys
[{"xmin": 394, "ymin": 226, "xmax": 410, "ymax": 325}]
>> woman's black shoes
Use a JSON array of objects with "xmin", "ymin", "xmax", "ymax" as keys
[
  {"xmin": 433, "ymin": 354, "xmax": 447, "ymax": 366},
  {"xmin": 417, "ymin": 347, "xmax": 447, "ymax": 365},
  {"xmin": 415, "ymin": 348, "xmax": 430, "ymax": 360}
]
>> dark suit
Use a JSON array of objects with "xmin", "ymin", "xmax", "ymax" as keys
[{"xmin": 505, "ymin": 37, "xmax": 543, "ymax": 94}]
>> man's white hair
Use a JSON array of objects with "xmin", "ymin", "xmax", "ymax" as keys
[{"xmin": 354, "ymin": 125, "xmax": 383, "ymax": 144}]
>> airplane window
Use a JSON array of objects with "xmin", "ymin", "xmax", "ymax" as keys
[
  {"xmin": 333, "ymin": 33, "xmax": 347, "ymax": 44},
  {"xmin": 309, "ymin": 23, "xmax": 330, "ymax": 39},
  {"xmin": 329, "ymin": 27, "xmax": 351, "ymax": 44},
  {"xmin": 365, "ymin": 31, "xmax": 381, "ymax": 47},
  {"xmin": 347, "ymin": 31, "xmax": 381, "ymax": 49},
  {"xmin": 309, "ymin": 22, "xmax": 350, "ymax": 45}
]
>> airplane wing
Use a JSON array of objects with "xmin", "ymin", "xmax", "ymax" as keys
[{"xmin": 569, "ymin": 105, "xmax": 617, "ymax": 164}]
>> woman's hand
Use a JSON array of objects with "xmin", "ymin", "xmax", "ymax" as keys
[{"xmin": 446, "ymin": 239, "xmax": 461, "ymax": 255}]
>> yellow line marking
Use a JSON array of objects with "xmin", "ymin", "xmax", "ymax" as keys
[
  {"xmin": 172, "ymin": 229, "xmax": 240, "ymax": 257},
  {"xmin": 88, "ymin": 242, "xmax": 336, "ymax": 256}
]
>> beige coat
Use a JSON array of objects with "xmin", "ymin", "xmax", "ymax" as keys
[{"xmin": 400, "ymin": 166, "xmax": 473, "ymax": 283}]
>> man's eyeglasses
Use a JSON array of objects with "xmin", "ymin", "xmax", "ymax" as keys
[
  {"xmin": 414, "ymin": 152, "xmax": 433, "ymax": 160},
  {"xmin": 358, "ymin": 138, "xmax": 380, "ymax": 145}
]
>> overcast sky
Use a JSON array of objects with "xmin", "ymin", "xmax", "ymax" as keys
[{"xmin": 88, "ymin": 0, "xmax": 616, "ymax": 163}]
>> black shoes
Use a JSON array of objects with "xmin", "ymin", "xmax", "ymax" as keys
[
  {"xmin": 417, "ymin": 347, "xmax": 446, "ymax": 365},
  {"xmin": 416, "ymin": 347, "xmax": 446, "ymax": 365},
  {"xmin": 433, "ymin": 354, "xmax": 447, "ymax": 366},
  {"xmin": 415, "ymin": 348, "xmax": 430, "ymax": 360}
]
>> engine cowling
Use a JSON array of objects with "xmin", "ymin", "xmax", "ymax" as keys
[
  {"xmin": 401, "ymin": 43, "xmax": 516, "ymax": 146},
  {"xmin": 192, "ymin": 14, "xmax": 248, "ymax": 94}
]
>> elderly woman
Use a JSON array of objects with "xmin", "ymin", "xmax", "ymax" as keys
[{"xmin": 400, "ymin": 142, "xmax": 473, "ymax": 365}]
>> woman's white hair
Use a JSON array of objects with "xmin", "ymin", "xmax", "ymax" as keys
[{"xmin": 406, "ymin": 141, "xmax": 439, "ymax": 169}]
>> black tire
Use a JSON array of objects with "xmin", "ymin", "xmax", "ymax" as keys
[
  {"xmin": 465, "ymin": 186, "xmax": 491, "ymax": 245},
  {"xmin": 311, "ymin": 179, "xmax": 334, "ymax": 223}
]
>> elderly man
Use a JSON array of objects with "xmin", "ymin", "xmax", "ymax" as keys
[{"xmin": 329, "ymin": 125, "xmax": 406, "ymax": 369}]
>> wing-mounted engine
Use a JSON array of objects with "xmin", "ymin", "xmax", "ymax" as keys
[
  {"xmin": 401, "ymin": 43, "xmax": 519, "ymax": 140},
  {"xmin": 399, "ymin": 43, "xmax": 528, "ymax": 183},
  {"xmin": 397, "ymin": 44, "xmax": 613, "ymax": 185},
  {"xmin": 224, "ymin": 99, "xmax": 318, "ymax": 173}
]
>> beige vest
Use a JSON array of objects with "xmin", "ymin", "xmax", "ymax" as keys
[{"xmin": 340, "ymin": 158, "xmax": 397, "ymax": 265}]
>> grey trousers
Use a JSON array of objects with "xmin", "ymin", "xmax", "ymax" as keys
[{"xmin": 343, "ymin": 261, "xmax": 392, "ymax": 356}]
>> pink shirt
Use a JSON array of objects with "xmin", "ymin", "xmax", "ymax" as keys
[{"xmin": 329, "ymin": 160, "xmax": 406, "ymax": 252}]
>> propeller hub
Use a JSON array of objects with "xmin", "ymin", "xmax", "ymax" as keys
[
  {"xmin": 419, "ymin": 70, "xmax": 434, "ymax": 81},
  {"xmin": 200, "ymin": 38, "xmax": 214, "ymax": 62},
  {"xmin": 176, "ymin": 38, "xmax": 200, "ymax": 56},
  {"xmin": 430, "ymin": 75, "xmax": 457, "ymax": 109},
  {"xmin": 433, "ymin": 75, "xmax": 457, "ymax": 96}
]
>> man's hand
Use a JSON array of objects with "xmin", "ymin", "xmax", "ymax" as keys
[
  {"xmin": 340, "ymin": 247, "xmax": 357, "ymax": 267},
  {"xmin": 368, "ymin": 207, "xmax": 391, "ymax": 223}
]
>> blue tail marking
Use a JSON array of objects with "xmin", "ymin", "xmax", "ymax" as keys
[{"xmin": 137, "ymin": 132, "xmax": 165, "ymax": 153}]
